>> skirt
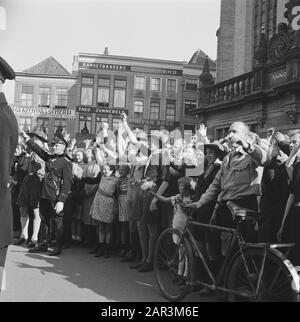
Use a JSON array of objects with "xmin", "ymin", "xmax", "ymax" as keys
[{"xmin": 90, "ymin": 190, "xmax": 118, "ymax": 224}]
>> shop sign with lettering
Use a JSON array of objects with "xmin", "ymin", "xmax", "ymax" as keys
[
  {"xmin": 77, "ymin": 106, "xmax": 127, "ymax": 115},
  {"xmin": 161, "ymin": 69, "xmax": 183, "ymax": 76},
  {"xmin": 12, "ymin": 106, "xmax": 76, "ymax": 119},
  {"xmin": 130, "ymin": 119, "xmax": 179, "ymax": 127},
  {"xmin": 79, "ymin": 62, "xmax": 131, "ymax": 71}
]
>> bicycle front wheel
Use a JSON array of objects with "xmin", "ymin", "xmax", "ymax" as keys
[
  {"xmin": 226, "ymin": 248, "xmax": 299, "ymax": 302},
  {"xmin": 154, "ymin": 228, "xmax": 194, "ymax": 302}
]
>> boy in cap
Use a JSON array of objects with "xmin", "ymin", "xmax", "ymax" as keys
[
  {"xmin": 0, "ymin": 57, "xmax": 18, "ymax": 292},
  {"xmin": 15, "ymin": 126, "xmax": 47, "ymax": 248}
]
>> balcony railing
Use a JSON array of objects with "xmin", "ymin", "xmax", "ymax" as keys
[{"xmin": 205, "ymin": 71, "xmax": 255, "ymax": 105}]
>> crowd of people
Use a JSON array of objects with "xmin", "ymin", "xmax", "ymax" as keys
[{"xmin": 9, "ymin": 111, "xmax": 300, "ymax": 278}]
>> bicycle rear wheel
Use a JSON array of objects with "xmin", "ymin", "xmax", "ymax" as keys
[
  {"xmin": 154, "ymin": 228, "xmax": 194, "ymax": 302},
  {"xmin": 226, "ymin": 248, "xmax": 299, "ymax": 302}
]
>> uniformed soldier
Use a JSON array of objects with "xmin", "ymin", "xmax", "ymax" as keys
[
  {"xmin": 19, "ymin": 131, "xmax": 73, "ymax": 256},
  {"xmin": 0, "ymin": 57, "xmax": 19, "ymax": 292}
]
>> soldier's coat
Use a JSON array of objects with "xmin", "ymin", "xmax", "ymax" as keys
[{"xmin": 0, "ymin": 92, "xmax": 18, "ymax": 249}]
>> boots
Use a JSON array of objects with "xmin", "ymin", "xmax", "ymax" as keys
[
  {"xmin": 49, "ymin": 245, "xmax": 62, "ymax": 256},
  {"xmin": 122, "ymin": 231, "xmax": 138, "ymax": 262},
  {"xmin": 94, "ymin": 243, "xmax": 105, "ymax": 257},
  {"xmin": 29, "ymin": 242, "xmax": 48, "ymax": 253},
  {"xmin": 129, "ymin": 246, "xmax": 144, "ymax": 269},
  {"xmin": 118, "ymin": 244, "xmax": 127, "ymax": 258},
  {"xmin": 104, "ymin": 243, "xmax": 111, "ymax": 259},
  {"xmin": 121, "ymin": 249, "xmax": 134, "ymax": 262}
]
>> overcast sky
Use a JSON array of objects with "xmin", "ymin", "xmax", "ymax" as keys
[{"xmin": 0, "ymin": 0, "xmax": 221, "ymax": 103}]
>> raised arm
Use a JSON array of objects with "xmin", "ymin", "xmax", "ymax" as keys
[
  {"xmin": 94, "ymin": 147, "xmax": 105, "ymax": 165},
  {"xmin": 19, "ymin": 130, "xmax": 51, "ymax": 162},
  {"xmin": 103, "ymin": 145, "xmax": 118, "ymax": 160},
  {"xmin": 198, "ymin": 124, "xmax": 210, "ymax": 144},
  {"xmin": 121, "ymin": 112, "xmax": 140, "ymax": 145},
  {"xmin": 285, "ymin": 144, "xmax": 300, "ymax": 181},
  {"xmin": 245, "ymin": 144, "xmax": 268, "ymax": 166}
]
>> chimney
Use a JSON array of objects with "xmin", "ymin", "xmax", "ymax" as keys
[{"xmin": 104, "ymin": 47, "xmax": 109, "ymax": 55}]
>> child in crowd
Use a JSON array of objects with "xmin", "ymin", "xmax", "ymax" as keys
[
  {"xmin": 71, "ymin": 164, "xmax": 85, "ymax": 244},
  {"xmin": 90, "ymin": 163, "xmax": 119, "ymax": 258},
  {"xmin": 150, "ymin": 177, "xmax": 194, "ymax": 284}
]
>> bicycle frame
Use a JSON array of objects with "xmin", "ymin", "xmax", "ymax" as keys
[{"xmin": 180, "ymin": 217, "xmax": 298, "ymax": 300}]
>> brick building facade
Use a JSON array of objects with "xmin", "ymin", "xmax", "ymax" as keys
[
  {"xmin": 14, "ymin": 57, "xmax": 77, "ymax": 139},
  {"xmin": 72, "ymin": 50, "xmax": 216, "ymax": 143}
]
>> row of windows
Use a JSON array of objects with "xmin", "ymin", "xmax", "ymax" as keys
[
  {"xmin": 19, "ymin": 117, "xmax": 67, "ymax": 134},
  {"xmin": 19, "ymin": 116, "xmax": 100, "ymax": 136},
  {"xmin": 21, "ymin": 86, "xmax": 68, "ymax": 108},
  {"xmin": 82, "ymin": 76, "xmax": 198, "ymax": 94},
  {"xmin": 79, "ymin": 116, "xmax": 120, "ymax": 135},
  {"xmin": 21, "ymin": 84, "xmax": 196, "ymax": 118},
  {"xmin": 81, "ymin": 85, "xmax": 199, "ymax": 109},
  {"xmin": 20, "ymin": 78, "xmax": 198, "ymax": 109},
  {"xmin": 73, "ymin": 101, "xmax": 176, "ymax": 128},
  {"xmin": 81, "ymin": 77, "xmax": 177, "ymax": 108},
  {"xmin": 21, "ymin": 113, "xmax": 177, "ymax": 137},
  {"xmin": 83, "ymin": 76, "xmax": 178, "ymax": 93},
  {"xmin": 82, "ymin": 77, "xmax": 128, "ymax": 88},
  {"xmin": 135, "ymin": 77, "xmax": 198, "ymax": 91},
  {"xmin": 81, "ymin": 86, "xmax": 126, "ymax": 108},
  {"xmin": 132, "ymin": 100, "xmax": 176, "ymax": 121}
]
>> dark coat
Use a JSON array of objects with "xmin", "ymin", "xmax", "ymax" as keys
[
  {"xmin": 26, "ymin": 139, "xmax": 73, "ymax": 203},
  {"xmin": 0, "ymin": 93, "xmax": 19, "ymax": 249},
  {"xmin": 194, "ymin": 163, "xmax": 221, "ymax": 201},
  {"xmin": 193, "ymin": 163, "xmax": 221, "ymax": 221}
]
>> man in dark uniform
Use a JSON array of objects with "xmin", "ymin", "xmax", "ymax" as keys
[
  {"xmin": 19, "ymin": 131, "xmax": 73, "ymax": 256},
  {"xmin": 0, "ymin": 57, "xmax": 19, "ymax": 292}
]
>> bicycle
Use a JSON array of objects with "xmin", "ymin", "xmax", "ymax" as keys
[{"xmin": 154, "ymin": 200, "xmax": 300, "ymax": 302}]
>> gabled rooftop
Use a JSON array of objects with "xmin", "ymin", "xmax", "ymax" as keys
[
  {"xmin": 189, "ymin": 49, "xmax": 216, "ymax": 68},
  {"xmin": 22, "ymin": 56, "xmax": 72, "ymax": 77}
]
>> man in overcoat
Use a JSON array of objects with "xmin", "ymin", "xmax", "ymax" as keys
[{"xmin": 0, "ymin": 57, "xmax": 18, "ymax": 292}]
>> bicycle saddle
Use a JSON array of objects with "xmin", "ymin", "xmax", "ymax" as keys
[{"xmin": 226, "ymin": 201, "xmax": 259, "ymax": 222}]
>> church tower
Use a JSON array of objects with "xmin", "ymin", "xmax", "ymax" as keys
[{"xmin": 216, "ymin": 0, "xmax": 289, "ymax": 83}]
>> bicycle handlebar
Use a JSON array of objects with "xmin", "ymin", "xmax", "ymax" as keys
[
  {"xmin": 174, "ymin": 200, "xmax": 197, "ymax": 219},
  {"xmin": 175, "ymin": 199, "xmax": 195, "ymax": 209}
]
